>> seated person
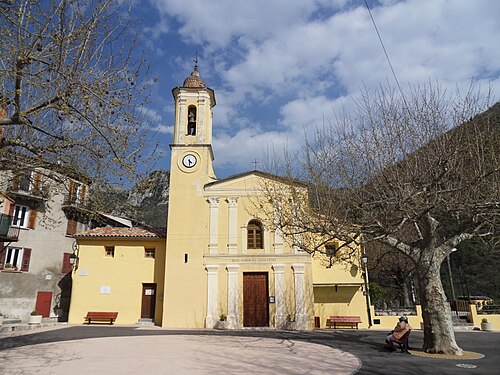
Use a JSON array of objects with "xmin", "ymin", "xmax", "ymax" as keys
[{"xmin": 385, "ymin": 316, "xmax": 412, "ymax": 351}]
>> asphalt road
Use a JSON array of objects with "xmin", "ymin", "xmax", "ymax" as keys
[{"xmin": 0, "ymin": 326, "xmax": 498, "ymax": 374}]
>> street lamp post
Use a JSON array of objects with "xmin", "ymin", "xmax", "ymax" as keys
[
  {"xmin": 447, "ymin": 248, "xmax": 457, "ymax": 315},
  {"xmin": 446, "ymin": 254, "xmax": 456, "ymax": 301},
  {"xmin": 361, "ymin": 253, "xmax": 372, "ymax": 327}
]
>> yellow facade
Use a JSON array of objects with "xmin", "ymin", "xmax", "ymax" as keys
[
  {"xmin": 68, "ymin": 237, "xmax": 166, "ymax": 325},
  {"xmin": 68, "ymin": 65, "xmax": 369, "ymax": 329}
]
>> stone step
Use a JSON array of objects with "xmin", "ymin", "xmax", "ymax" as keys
[{"xmin": 136, "ymin": 319, "xmax": 155, "ymax": 326}]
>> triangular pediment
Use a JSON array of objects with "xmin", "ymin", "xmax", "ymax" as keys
[{"xmin": 204, "ymin": 170, "xmax": 304, "ymax": 195}]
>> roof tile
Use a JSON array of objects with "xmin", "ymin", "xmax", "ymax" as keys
[{"xmin": 74, "ymin": 227, "xmax": 166, "ymax": 239}]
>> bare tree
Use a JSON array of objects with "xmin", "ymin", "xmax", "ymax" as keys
[
  {"xmin": 0, "ymin": 0, "xmax": 155, "ymax": 184},
  {"xmin": 263, "ymin": 83, "xmax": 498, "ymax": 355}
]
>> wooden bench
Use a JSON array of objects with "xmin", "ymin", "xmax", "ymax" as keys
[
  {"xmin": 84, "ymin": 312, "xmax": 118, "ymax": 325},
  {"xmin": 326, "ymin": 316, "xmax": 361, "ymax": 329}
]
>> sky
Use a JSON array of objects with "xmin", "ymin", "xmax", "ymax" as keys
[{"xmin": 133, "ymin": 0, "xmax": 500, "ymax": 179}]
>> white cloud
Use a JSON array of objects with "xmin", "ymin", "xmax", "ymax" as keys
[
  {"xmin": 213, "ymin": 128, "xmax": 300, "ymax": 172},
  {"xmin": 153, "ymin": 124, "xmax": 174, "ymax": 135},
  {"xmin": 148, "ymin": 0, "xmax": 500, "ymax": 176},
  {"xmin": 139, "ymin": 107, "xmax": 162, "ymax": 123}
]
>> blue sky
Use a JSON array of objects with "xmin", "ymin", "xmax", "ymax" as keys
[{"xmin": 133, "ymin": 0, "xmax": 500, "ymax": 179}]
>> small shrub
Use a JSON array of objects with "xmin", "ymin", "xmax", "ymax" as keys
[
  {"xmin": 219, "ymin": 314, "xmax": 227, "ymax": 321},
  {"xmin": 481, "ymin": 318, "xmax": 488, "ymax": 323},
  {"xmin": 31, "ymin": 311, "xmax": 39, "ymax": 316}
]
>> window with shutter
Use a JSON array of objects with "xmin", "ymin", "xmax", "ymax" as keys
[
  {"xmin": 66, "ymin": 219, "xmax": 77, "ymax": 235},
  {"xmin": 28, "ymin": 208, "xmax": 37, "ymax": 229},
  {"xmin": 12, "ymin": 205, "xmax": 29, "ymax": 228},
  {"xmin": 61, "ymin": 252, "xmax": 72, "ymax": 274},
  {"xmin": 2, "ymin": 247, "xmax": 30, "ymax": 271},
  {"xmin": 21, "ymin": 248, "xmax": 31, "ymax": 272},
  {"xmin": 0, "ymin": 248, "xmax": 6, "ymax": 269}
]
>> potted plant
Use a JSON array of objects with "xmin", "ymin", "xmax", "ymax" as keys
[
  {"xmin": 3, "ymin": 263, "xmax": 17, "ymax": 272},
  {"xmin": 29, "ymin": 310, "xmax": 42, "ymax": 324},
  {"xmin": 216, "ymin": 313, "xmax": 228, "ymax": 329},
  {"xmin": 0, "ymin": 312, "xmax": 3, "ymax": 325},
  {"xmin": 481, "ymin": 317, "xmax": 493, "ymax": 331}
]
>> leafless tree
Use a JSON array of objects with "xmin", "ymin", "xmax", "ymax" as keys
[
  {"xmin": 0, "ymin": 0, "xmax": 155, "ymax": 186},
  {"xmin": 262, "ymin": 83, "xmax": 499, "ymax": 355}
]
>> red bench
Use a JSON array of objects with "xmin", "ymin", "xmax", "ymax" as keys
[
  {"xmin": 326, "ymin": 316, "xmax": 361, "ymax": 329},
  {"xmin": 85, "ymin": 312, "xmax": 118, "ymax": 325}
]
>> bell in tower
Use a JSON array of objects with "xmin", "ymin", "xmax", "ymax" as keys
[{"xmin": 171, "ymin": 61, "xmax": 216, "ymax": 146}]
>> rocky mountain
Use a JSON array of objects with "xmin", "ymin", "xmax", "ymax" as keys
[
  {"xmin": 91, "ymin": 170, "xmax": 169, "ymax": 228},
  {"xmin": 128, "ymin": 170, "xmax": 169, "ymax": 227}
]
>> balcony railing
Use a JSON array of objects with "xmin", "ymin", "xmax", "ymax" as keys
[
  {"xmin": 0, "ymin": 214, "xmax": 20, "ymax": 241},
  {"xmin": 6, "ymin": 185, "xmax": 45, "ymax": 201}
]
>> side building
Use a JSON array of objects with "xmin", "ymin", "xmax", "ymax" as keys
[{"xmin": 0, "ymin": 166, "xmax": 128, "ymax": 322}]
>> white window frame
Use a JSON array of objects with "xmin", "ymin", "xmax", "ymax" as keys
[
  {"xmin": 12, "ymin": 204, "xmax": 29, "ymax": 228},
  {"xmin": 18, "ymin": 171, "xmax": 34, "ymax": 193},
  {"xmin": 4, "ymin": 247, "xmax": 24, "ymax": 269}
]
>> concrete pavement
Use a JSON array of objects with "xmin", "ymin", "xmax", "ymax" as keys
[{"xmin": 1, "ymin": 326, "xmax": 498, "ymax": 374}]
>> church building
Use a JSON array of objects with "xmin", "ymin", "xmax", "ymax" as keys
[{"xmin": 67, "ymin": 65, "xmax": 369, "ymax": 330}]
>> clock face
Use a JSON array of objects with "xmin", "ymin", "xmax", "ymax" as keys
[{"xmin": 182, "ymin": 154, "xmax": 197, "ymax": 168}]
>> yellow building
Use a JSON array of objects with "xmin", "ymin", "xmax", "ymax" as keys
[
  {"xmin": 68, "ymin": 65, "xmax": 369, "ymax": 329},
  {"xmin": 68, "ymin": 228, "xmax": 166, "ymax": 325}
]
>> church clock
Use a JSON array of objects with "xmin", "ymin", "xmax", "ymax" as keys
[{"xmin": 182, "ymin": 154, "xmax": 197, "ymax": 168}]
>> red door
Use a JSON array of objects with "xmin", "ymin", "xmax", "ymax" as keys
[
  {"xmin": 243, "ymin": 273, "xmax": 269, "ymax": 327},
  {"xmin": 35, "ymin": 291, "xmax": 52, "ymax": 317}
]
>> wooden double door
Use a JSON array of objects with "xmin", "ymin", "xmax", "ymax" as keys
[{"xmin": 243, "ymin": 272, "xmax": 269, "ymax": 327}]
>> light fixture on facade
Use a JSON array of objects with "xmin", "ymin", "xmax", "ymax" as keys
[
  {"xmin": 70, "ymin": 240, "xmax": 79, "ymax": 269},
  {"xmin": 69, "ymin": 253, "xmax": 78, "ymax": 265},
  {"xmin": 361, "ymin": 254, "xmax": 368, "ymax": 268}
]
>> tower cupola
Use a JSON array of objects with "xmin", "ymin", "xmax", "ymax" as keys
[{"xmin": 183, "ymin": 64, "xmax": 206, "ymax": 88}]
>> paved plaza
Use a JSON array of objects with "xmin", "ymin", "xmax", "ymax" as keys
[{"xmin": 1, "ymin": 326, "xmax": 498, "ymax": 374}]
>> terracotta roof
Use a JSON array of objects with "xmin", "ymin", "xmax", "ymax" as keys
[
  {"xmin": 183, "ymin": 64, "xmax": 206, "ymax": 88},
  {"xmin": 74, "ymin": 227, "xmax": 166, "ymax": 239}
]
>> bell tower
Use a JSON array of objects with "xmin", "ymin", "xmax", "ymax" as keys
[
  {"xmin": 169, "ymin": 63, "xmax": 216, "ymax": 181},
  {"xmin": 163, "ymin": 63, "xmax": 217, "ymax": 327}
]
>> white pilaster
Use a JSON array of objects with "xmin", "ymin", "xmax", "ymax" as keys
[
  {"xmin": 205, "ymin": 265, "xmax": 219, "ymax": 328},
  {"xmin": 208, "ymin": 197, "xmax": 219, "ymax": 254},
  {"xmin": 226, "ymin": 265, "xmax": 240, "ymax": 329},
  {"xmin": 197, "ymin": 96, "xmax": 206, "ymax": 143},
  {"xmin": 292, "ymin": 263, "xmax": 307, "ymax": 330},
  {"xmin": 176, "ymin": 98, "xmax": 187, "ymax": 144},
  {"xmin": 241, "ymin": 226, "xmax": 247, "ymax": 254},
  {"xmin": 273, "ymin": 264, "xmax": 286, "ymax": 329},
  {"xmin": 227, "ymin": 197, "xmax": 238, "ymax": 254},
  {"xmin": 263, "ymin": 226, "xmax": 270, "ymax": 254},
  {"xmin": 273, "ymin": 207, "xmax": 283, "ymax": 254}
]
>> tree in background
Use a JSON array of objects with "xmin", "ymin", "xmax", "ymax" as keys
[
  {"xmin": 0, "ymin": 0, "xmax": 155, "ymax": 186},
  {"xmin": 366, "ymin": 241, "xmax": 416, "ymax": 307},
  {"xmin": 264, "ymin": 84, "xmax": 498, "ymax": 355}
]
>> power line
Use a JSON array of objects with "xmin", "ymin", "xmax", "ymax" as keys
[{"xmin": 363, "ymin": 0, "xmax": 406, "ymax": 102}]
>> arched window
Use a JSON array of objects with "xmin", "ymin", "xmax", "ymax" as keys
[
  {"xmin": 247, "ymin": 220, "xmax": 263, "ymax": 249},
  {"xmin": 187, "ymin": 105, "xmax": 197, "ymax": 135}
]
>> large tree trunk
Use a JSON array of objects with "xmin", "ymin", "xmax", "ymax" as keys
[
  {"xmin": 401, "ymin": 281, "xmax": 411, "ymax": 307},
  {"xmin": 416, "ymin": 252, "xmax": 463, "ymax": 355}
]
